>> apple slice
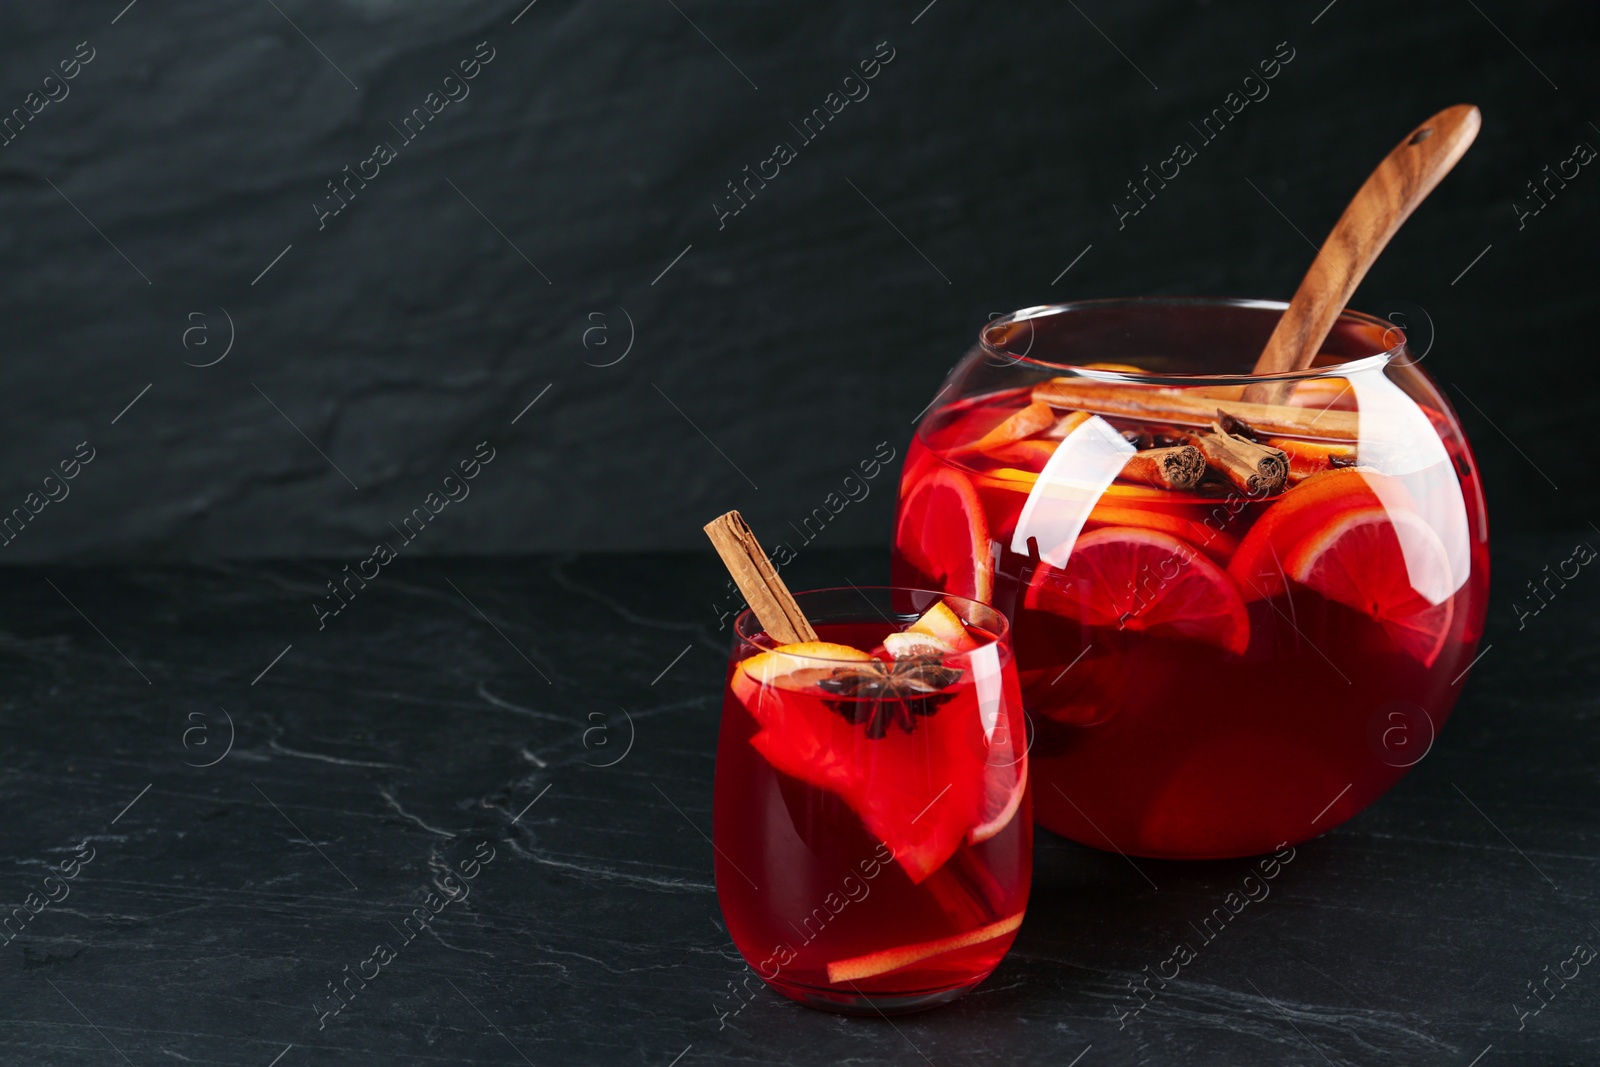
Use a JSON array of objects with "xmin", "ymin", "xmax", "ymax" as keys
[{"xmin": 883, "ymin": 631, "xmax": 955, "ymax": 659}]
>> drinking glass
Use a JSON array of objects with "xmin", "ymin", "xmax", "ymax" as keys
[
  {"xmin": 892, "ymin": 298, "xmax": 1489, "ymax": 859},
  {"xmin": 714, "ymin": 587, "xmax": 1031, "ymax": 1014}
]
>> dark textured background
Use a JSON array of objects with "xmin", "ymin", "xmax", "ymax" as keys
[
  {"xmin": 3, "ymin": 6, "xmax": 1599, "ymax": 1063},
  {"xmin": 2, "ymin": 542, "xmax": 1597, "ymax": 1065},
  {"xmin": 0, "ymin": 0, "xmax": 1594, "ymax": 560}
]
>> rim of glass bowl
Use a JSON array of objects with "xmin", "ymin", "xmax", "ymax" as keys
[
  {"xmin": 731, "ymin": 586, "xmax": 1009, "ymax": 664},
  {"xmin": 977, "ymin": 297, "xmax": 1407, "ymax": 387}
]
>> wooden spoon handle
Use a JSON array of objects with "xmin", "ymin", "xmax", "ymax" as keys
[{"xmin": 1247, "ymin": 104, "xmax": 1481, "ymax": 394}]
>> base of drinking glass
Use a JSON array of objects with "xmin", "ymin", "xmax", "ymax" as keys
[{"xmin": 766, "ymin": 976, "xmax": 986, "ymax": 1015}]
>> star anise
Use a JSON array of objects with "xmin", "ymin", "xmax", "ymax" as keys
[{"xmin": 816, "ymin": 657, "xmax": 964, "ymax": 739}]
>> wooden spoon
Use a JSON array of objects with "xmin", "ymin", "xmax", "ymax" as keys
[{"xmin": 1244, "ymin": 104, "xmax": 1481, "ymax": 404}]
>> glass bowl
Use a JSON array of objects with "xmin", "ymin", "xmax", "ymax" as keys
[{"xmin": 891, "ymin": 298, "xmax": 1489, "ymax": 859}]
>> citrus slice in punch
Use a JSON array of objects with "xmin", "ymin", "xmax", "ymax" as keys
[
  {"xmin": 986, "ymin": 437, "xmax": 1059, "ymax": 470},
  {"xmin": 826, "ymin": 910, "xmax": 1025, "ymax": 984},
  {"xmin": 907, "ymin": 600, "xmax": 976, "ymax": 651},
  {"xmin": 735, "ymin": 641, "xmax": 875, "ymax": 692},
  {"xmin": 1026, "ymin": 526, "xmax": 1249, "ymax": 655},
  {"xmin": 732, "ymin": 643, "xmax": 991, "ymax": 883},
  {"xmin": 1084, "ymin": 504, "xmax": 1240, "ymax": 564},
  {"xmin": 975, "ymin": 467, "xmax": 1200, "ymax": 507},
  {"xmin": 895, "ymin": 467, "xmax": 993, "ymax": 603},
  {"xmin": 1264, "ymin": 436, "xmax": 1357, "ymax": 483},
  {"xmin": 967, "ymin": 645, "xmax": 1027, "ymax": 846},
  {"xmin": 917, "ymin": 387, "xmax": 1031, "ymax": 452},
  {"xmin": 1226, "ymin": 467, "xmax": 1388, "ymax": 602},
  {"xmin": 1285, "ymin": 506, "xmax": 1455, "ymax": 667},
  {"xmin": 1287, "ymin": 375, "xmax": 1356, "ymax": 410},
  {"xmin": 968, "ymin": 753, "xmax": 1026, "ymax": 844},
  {"xmin": 956, "ymin": 399, "xmax": 1057, "ymax": 457}
]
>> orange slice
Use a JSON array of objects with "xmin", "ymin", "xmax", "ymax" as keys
[
  {"xmin": 955, "ymin": 400, "xmax": 1056, "ymax": 457},
  {"xmin": 735, "ymin": 642, "xmax": 874, "ymax": 693},
  {"xmin": 907, "ymin": 600, "xmax": 975, "ymax": 650},
  {"xmin": 1286, "ymin": 506, "xmax": 1455, "ymax": 666},
  {"xmin": 1265, "ymin": 437, "xmax": 1357, "ymax": 484},
  {"xmin": 919, "ymin": 389, "xmax": 1032, "ymax": 452},
  {"xmin": 895, "ymin": 467, "xmax": 994, "ymax": 603},
  {"xmin": 985, "ymin": 438, "xmax": 1060, "ymax": 469},
  {"xmin": 970, "ymin": 466, "xmax": 1044, "ymax": 492},
  {"xmin": 1287, "ymin": 376, "xmax": 1355, "ymax": 411},
  {"xmin": 965, "ymin": 468, "xmax": 1231, "ymax": 563},
  {"xmin": 975, "ymin": 468, "xmax": 1201, "ymax": 507},
  {"xmin": 969, "ymin": 760, "xmax": 1026, "ymax": 844},
  {"xmin": 1027, "ymin": 527, "xmax": 1249, "ymax": 656},
  {"xmin": 1080, "ymin": 362, "xmax": 1146, "ymax": 373},
  {"xmin": 1042, "ymin": 409, "xmax": 1093, "ymax": 438},
  {"xmin": 1101, "ymin": 482, "xmax": 1199, "ymax": 504},
  {"xmin": 826, "ymin": 911, "xmax": 1025, "ymax": 984},
  {"xmin": 1084, "ymin": 504, "xmax": 1239, "ymax": 564},
  {"xmin": 969, "ymin": 652, "xmax": 1027, "ymax": 844},
  {"xmin": 1226, "ymin": 467, "xmax": 1387, "ymax": 602}
]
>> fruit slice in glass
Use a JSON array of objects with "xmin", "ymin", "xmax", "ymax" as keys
[
  {"xmin": 895, "ymin": 469, "xmax": 994, "ymax": 604},
  {"xmin": 714, "ymin": 587, "xmax": 1030, "ymax": 1014}
]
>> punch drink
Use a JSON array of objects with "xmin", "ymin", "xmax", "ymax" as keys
[{"xmin": 714, "ymin": 589, "xmax": 1030, "ymax": 1013}]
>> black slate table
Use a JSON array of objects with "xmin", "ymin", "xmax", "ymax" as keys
[{"xmin": 2, "ymin": 538, "xmax": 1596, "ymax": 1066}]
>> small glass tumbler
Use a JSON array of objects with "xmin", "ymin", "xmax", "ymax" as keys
[{"xmin": 713, "ymin": 586, "xmax": 1031, "ymax": 1015}]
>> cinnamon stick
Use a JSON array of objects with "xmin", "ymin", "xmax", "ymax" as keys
[
  {"xmin": 703, "ymin": 511, "xmax": 818, "ymax": 644},
  {"xmin": 1032, "ymin": 377, "xmax": 1359, "ymax": 440},
  {"xmin": 1191, "ymin": 421, "xmax": 1288, "ymax": 494},
  {"xmin": 1121, "ymin": 445, "xmax": 1205, "ymax": 490},
  {"xmin": 1214, "ymin": 410, "xmax": 1260, "ymax": 441}
]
